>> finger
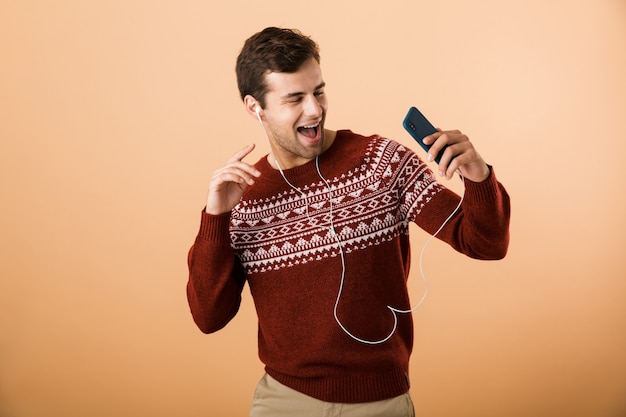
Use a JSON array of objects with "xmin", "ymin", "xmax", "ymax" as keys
[
  {"xmin": 215, "ymin": 159, "xmax": 261, "ymax": 179},
  {"xmin": 213, "ymin": 171, "xmax": 255, "ymax": 187},
  {"xmin": 434, "ymin": 146, "xmax": 453, "ymax": 177},
  {"xmin": 215, "ymin": 160, "xmax": 260, "ymax": 176},
  {"xmin": 426, "ymin": 131, "xmax": 451, "ymax": 162},
  {"xmin": 434, "ymin": 141, "xmax": 466, "ymax": 177},
  {"xmin": 443, "ymin": 153, "xmax": 463, "ymax": 180},
  {"xmin": 226, "ymin": 143, "xmax": 256, "ymax": 164},
  {"xmin": 422, "ymin": 131, "xmax": 442, "ymax": 146},
  {"xmin": 213, "ymin": 164, "xmax": 260, "ymax": 185},
  {"xmin": 440, "ymin": 142, "xmax": 477, "ymax": 180},
  {"xmin": 439, "ymin": 131, "xmax": 466, "ymax": 144}
]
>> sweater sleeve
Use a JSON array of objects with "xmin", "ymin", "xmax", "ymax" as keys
[
  {"xmin": 415, "ymin": 167, "xmax": 511, "ymax": 260},
  {"xmin": 186, "ymin": 210, "xmax": 246, "ymax": 333}
]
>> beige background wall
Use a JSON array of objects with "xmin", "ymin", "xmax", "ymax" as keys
[{"xmin": 1, "ymin": 1, "xmax": 625, "ymax": 416}]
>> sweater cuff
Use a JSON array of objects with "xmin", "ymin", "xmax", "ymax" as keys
[
  {"xmin": 462, "ymin": 166, "xmax": 502, "ymax": 204},
  {"xmin": 197, "ymin": 209, "xmax": 232, "ymax": 243}
]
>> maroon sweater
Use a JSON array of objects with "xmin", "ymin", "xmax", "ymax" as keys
[{"xmin": 187, "ymin": 130, "xmax": 510, "ymax": 403}]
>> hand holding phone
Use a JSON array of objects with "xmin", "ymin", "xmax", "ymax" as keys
[{"xmin": 402, "ymin": 106, "xmax": 448, "ymax": 164}]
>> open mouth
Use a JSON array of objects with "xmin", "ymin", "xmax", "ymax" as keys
[{"xmin": 297, "ymin": 122, "xmax": 320, "ymax": 139}]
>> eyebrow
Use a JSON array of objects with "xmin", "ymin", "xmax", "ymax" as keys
[{"xmin": 281, "ymin": 82, "xmax": 326, "ymax": 99}]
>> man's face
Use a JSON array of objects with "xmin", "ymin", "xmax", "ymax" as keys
[{"xmin": 260, "ymin": 57, "xmax": 329, "ymax": 169}]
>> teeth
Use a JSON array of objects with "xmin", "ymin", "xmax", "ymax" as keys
[{"xmin": 301, "ymin": 122, "xmax": 320, "ymax": 129}]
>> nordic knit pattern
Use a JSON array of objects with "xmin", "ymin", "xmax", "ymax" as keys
[
  {"xmin": 187, "ymin": 130, "xmax": 510, "ymax": 403},
  {"xmin": 231, "ymin": 132, "xmax": 439, "ymax": 274}
]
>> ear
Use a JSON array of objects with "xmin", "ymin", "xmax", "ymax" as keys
[{"xmin": 244, "ymin": 95, "xmax": 261, "ymax": 119}]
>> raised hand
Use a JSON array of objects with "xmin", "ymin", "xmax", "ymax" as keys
[{"xmin": 205, "ymin": 144, "xmax": 261, "ymax": 215}]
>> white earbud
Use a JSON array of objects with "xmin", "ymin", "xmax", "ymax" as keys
[{"xmin": 255, "ymin": 106, "xmax": 261, "ymax": 121}]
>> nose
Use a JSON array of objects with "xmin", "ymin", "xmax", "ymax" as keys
[{"xmin": 303, "ymin": 95, "xmax": 324, "ymax": 118}]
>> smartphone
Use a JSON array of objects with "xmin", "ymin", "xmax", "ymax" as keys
[{"xmin": 402, "ymin": 106, "xmax": 447, "ymax": 164}]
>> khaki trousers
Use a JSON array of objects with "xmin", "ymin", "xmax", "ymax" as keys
[{"xmin": 249, "ymin": 373, "xmax": 415, "ymax": 417}]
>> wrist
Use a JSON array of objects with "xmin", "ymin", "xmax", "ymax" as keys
[{"xmin": 463, "ymin": 164, "xmax": 491, "ymax": 183}]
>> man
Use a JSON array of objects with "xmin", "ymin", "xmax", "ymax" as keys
[{"xmin": 187, "ymin": 27, "xmax": 510, "ymax": 417}]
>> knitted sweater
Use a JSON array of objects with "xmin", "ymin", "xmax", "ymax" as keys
[{"xmin": 187, "ymin": 130, "xmax": 510, "ymax": 403}]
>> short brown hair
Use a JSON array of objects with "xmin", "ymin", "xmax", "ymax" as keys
[{"xmin": 236, "ymin": 27, "xmax": 320, "ymax": 108}]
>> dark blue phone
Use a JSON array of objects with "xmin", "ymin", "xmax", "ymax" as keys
[{"xmin": 402, "ymin": 106, "xmax": 447, "ymax": 164}]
